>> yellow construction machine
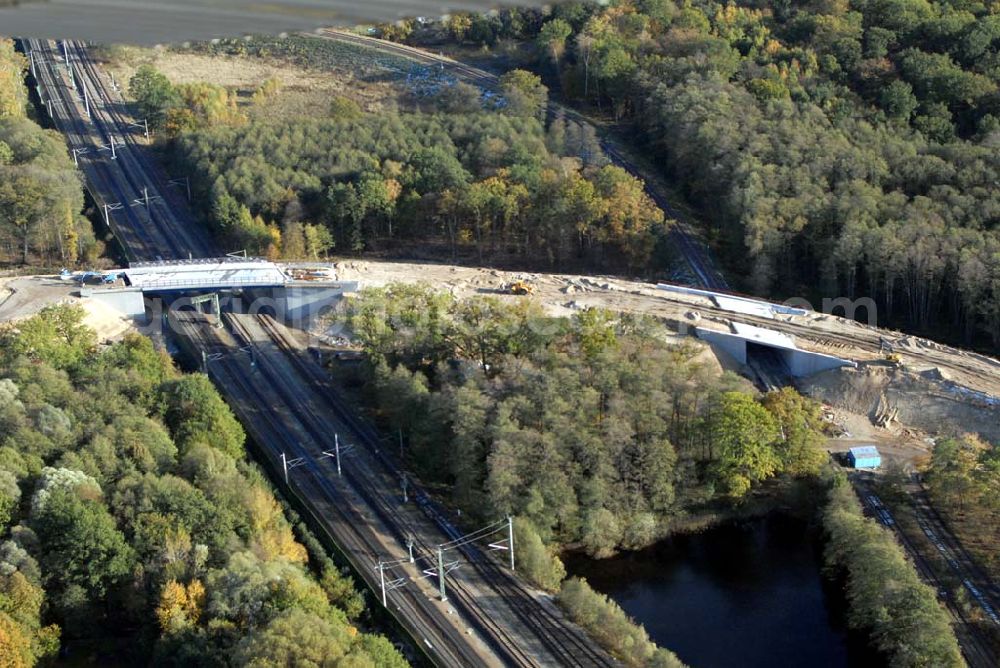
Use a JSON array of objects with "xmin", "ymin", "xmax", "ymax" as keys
[{"xmin": 507, "ymin": 280, "xmax": 534, "ymax": 295}]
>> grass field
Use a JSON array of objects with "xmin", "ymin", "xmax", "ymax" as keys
[{"xmin": 95, "ymin": 36, "xmax": 423, "ymax": 119}]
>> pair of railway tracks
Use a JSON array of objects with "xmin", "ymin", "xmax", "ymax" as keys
[
  {"xmin": 910, "ymin": 487, "xmax": 1000, "ymax": 624},
  {"xmin": 28, "ymin": 38, "xmax": 153, "ymax": 262},
  {"xmin": 67, "ymin": 38, "xmax": 216, "ymax": 259},
  {"xmin": 227, "ymin": 313, "xmax": 544, "ymax": 668}
]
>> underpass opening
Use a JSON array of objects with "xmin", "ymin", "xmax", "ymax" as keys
[
  {"xmin": 696, "ymin": 324, "xmax": 856, "ymax": 389},
  {"xmin": 746, "ymin": 341, "xmax": 793, "ymax": 391}
]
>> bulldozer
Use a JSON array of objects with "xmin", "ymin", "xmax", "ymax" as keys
[
  {"xmin": 880, "ymin": 337, "xmax": 901, "ymax": 365},
  {"xmin": 507, "ymin": 280, "xmax": 534, "ymax": 296}
]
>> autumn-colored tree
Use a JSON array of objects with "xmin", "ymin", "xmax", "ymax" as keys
[
  {"xmin": 0, "ymin": 308, "xmax": 380, "ymax": 664},
  {"xmin": 244, "ymin": 486, "xmax": 307, "ymax": 563},
  {"xmin": 155, "ymin": 578, "xmax": 206, "ymax": 633},
  {"xmin": 0, "ymin": 611, "xmax": 32, "ymax": 668},
  {"xmin": 0, "ymin": 39, "xmax": 27, "ymax": 118}
]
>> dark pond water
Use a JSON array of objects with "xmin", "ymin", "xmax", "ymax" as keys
[{"xmin": 563, "ymin": 514, "xmax": 883, "ymax": 668}]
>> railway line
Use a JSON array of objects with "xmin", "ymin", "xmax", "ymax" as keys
[
  {"xmin": 857, "ymin": 483, "xmax": 1000, "ymax": 668},
  {"xmin": 910, "ymin": 484, "xmax": 1000, "ymax": 624},
  {"xmin": 34, "ymin": 38, "xmax": 184, "ymax": 261},
  {"xmin": 65, "ymin": 40, "xmax": 215, "ymax": 258},
  {"xmin": 169, "ymin": 307, "xmax": 615, "ymax": 667},
  {"xmin": 171, "ymin": 311, "xmax": 488, "ymax": 667},
  {"xmin": 226, "ymin": 313, "xmax": 536, "ymax": 668},
  {"xmin": 26, "ymin": 38, "xmax": 158, "ymax": 261},
  {"xmin": 315, "ymin": 28, "xmax": 729, "ymax": 290},
  {"xmin": 25, "ymin": 38, "xmax": 214, "ymax": 262}
]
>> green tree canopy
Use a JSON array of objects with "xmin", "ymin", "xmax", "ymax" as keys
[
  {"xmin": 130, "ymin": 64, "xmax": 180, "ymax": 129},
  {"xmin": 32, "ymin": 488, "xmax": 135, "ymax": 599},
  {"xmin": 162, "ymin": 374, "xmax": 245, "ymax": 459},
  {"xmin": 499, "ymin": 69, "xmax": 549, "ymax": 120}
]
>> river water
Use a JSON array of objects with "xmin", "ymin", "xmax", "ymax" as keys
[{"xmin": 563, "ymin": 514, "xmax": 882, "ymax": 668}]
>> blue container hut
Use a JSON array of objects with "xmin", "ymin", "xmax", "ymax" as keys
[{"xmin": 847, "ymin": 445, "xmax": 881, "ymax": 469}]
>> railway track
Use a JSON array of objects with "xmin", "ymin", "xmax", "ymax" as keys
[
  {"xmin": 857, "ymin": 482, "xmax": 1000, "ymax": 667},
  {"xmin": 170, "ymin": 311, "xmax": 492, "ymax": 668},
  {"xmin": 910, "ymin": 484, "xmax": 1000, "ymax": 624},
  {"xmin": 26, "ymin": 38, "xmax": 158, "ymax": 262},
  {"xmin": 169, "ymin": 308, "xmax": 615, "ymax": 666},
  {"xmin": 315, "ymin": 29, "xmax": 728, "ymax": 290},
  {"xmin": 251, "ymin": 312, "xmax": 614, "ymax": 668},
  {"xmin": 65, "ymin": 40, "xmax": 215, "ymax": 259},
  {"xmin": 241, "ymin": 311, "xmax": 613, "ymax": 666},
  {"xmin": 25, "ymin": 38, "xmax": 215, "ymax": 261},
  {"xmin": 226, "ymin": 312, "xmax": 544, "ymax": 668},
  {"xmin": 35, "ymin": 38, "xmax": 186, "ymax": 260}
]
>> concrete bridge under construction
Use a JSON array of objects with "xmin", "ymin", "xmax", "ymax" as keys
[{"xmin": 79, "ymin": 257, "xmax": 356, "ymax": 323}]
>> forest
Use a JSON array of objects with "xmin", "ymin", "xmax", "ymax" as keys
[
  {"xmin": 822, "ymin": 472, "xmax": 963, "ymax": 666},
  {"xmin": 336, "ymin": 284, "xmax": 828, "ymax": 560},
  {"xmin": 0, "ymin": 38, "xmax": 98, "ymax": 267},
  {"xmin": 396, "ymin": 0, "xmax": 1000, "ymax": 347},
  {"xmin": 126, "ymin": 50, "xmax": 670, "ymax": 272},
  {"xmin": 0, "ymin": 305, "xmax": 406, "ymax": 667}
]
